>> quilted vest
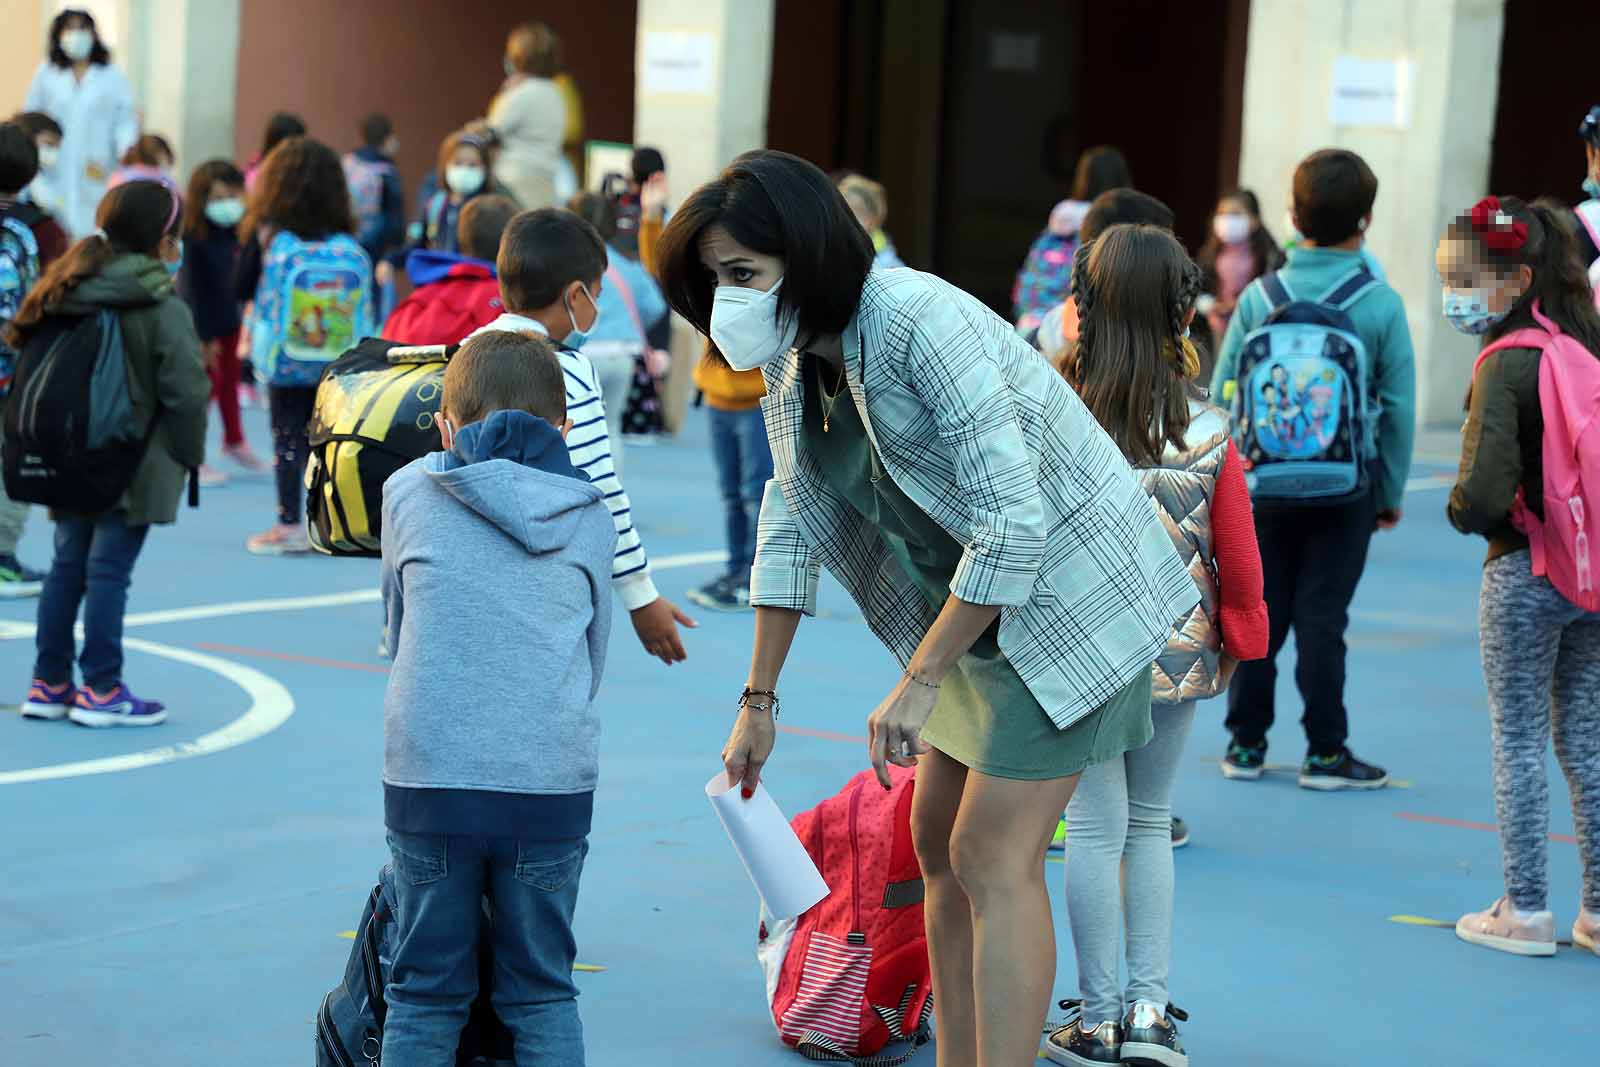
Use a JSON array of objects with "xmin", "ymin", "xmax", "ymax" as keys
[{"xmin": 1138, "ymin": 401, "xmax": 1232, "ymax": 704}]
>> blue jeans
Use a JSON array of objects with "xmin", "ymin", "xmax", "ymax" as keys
[
  {"xmin": 34, "ymin": 512, "xmax": 150, "ymax": 690},
  {"xmin": 708, "ymin": 405, "xmax": 773, "ymax": 580},
  {"xmin": 382, "ymin": 831, "xmax": 588, "ymax": 1067}
]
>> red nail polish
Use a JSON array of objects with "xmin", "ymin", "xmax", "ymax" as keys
[{"xmin": 741, "ymin": 787, "xmax": 754, "ymax": 799}]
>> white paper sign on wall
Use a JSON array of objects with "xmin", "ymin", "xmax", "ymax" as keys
[
  {"xmin": 1329, "ymin": 56, "xmax": 1414, "ymax": 129},
  {"xmin": 641, "ymin": 31, "xmax": 716, "ymax": 96}
]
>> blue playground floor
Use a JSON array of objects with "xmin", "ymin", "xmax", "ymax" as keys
[{"xmin": 0, "ymin": 405, "xmax": 1590, "ymax": 1066}]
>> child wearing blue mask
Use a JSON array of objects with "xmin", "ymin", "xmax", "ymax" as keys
[
  {"xmin": 379, "ymin": 330, "xmax": 616, "ymax": 1065},
  {"xmin": 467, "ymin": 207, "xmax": 697, "ymax": 666}
]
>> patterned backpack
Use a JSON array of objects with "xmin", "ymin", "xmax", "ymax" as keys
[
  {"xmin": 1012, "ymin": 230, "xmax": 1078, "ymax": 332},
  {"xmin": 0, "ymin": 206, "xmax": 42, "ymax": 395},
  {"xmin": 758, "ymin": 765, "xmax": 932, "ymax": 1064},
  {"xmin": 251, "ymin": 230, "xmax": 374, "ymax": 387},
  {"xmin": 1226, "ymin": 266, "xmax": 1380, "ymax": 503},
  {"xmin": 342, "ymin": 153, "xmax": 396, "ymax": 253}
]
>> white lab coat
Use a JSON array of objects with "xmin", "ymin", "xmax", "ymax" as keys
[{"xmin": 24, "ymin": 61, "xmax": 139, "ymax": 238}]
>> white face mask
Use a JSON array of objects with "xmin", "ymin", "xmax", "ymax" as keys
[
  {"xmin": 709, "ymin": 278, "xmax": 797, "ymax": 372},
  {"xmin": 446, "ymin": 165, "xmax": 485, "ymax": 196},
  {"xmin": 1213, "ymin": 213, "xmax": 1251, "ymax": 245},
  {"xmin": 37, "ymin": 144, "xmax": 59, "ymax": 170},
  {"xmin": 205, "ymin": 198, "xmax": 245, "ymax": 227},
  {"xmin": 60, "ymin": 28, "xmax": 95, "ymax": 62}
]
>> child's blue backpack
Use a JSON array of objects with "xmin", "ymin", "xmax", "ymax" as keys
[
  {"xmin": 342, "ymin": 153, "xmax": 396, "ymax": 253},
  {"xmin": 251, "ymin": 230, "xmax": 373, "ymax": 388},
  {"xmin": 0, "ymin": 207, "xmax": 42, "ymax": 396},
  {"xmin": 1226, "ymin": 266, "xmax": 1380, "ymax": 503},
  {"xmin": 1011, "ymin": 230, "xmax": 1077, "ymax": 329}
]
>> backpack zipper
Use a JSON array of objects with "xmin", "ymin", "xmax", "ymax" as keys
[
  {"xmin": 316, "ymin": 996, "xmax": 356, "ymax": 1067},
  {"xmin": 848, "ymin": 780, "xmax": 865, "ymax": 937},
  {"xmin": 19, "ymin": 325, "xmax": 69, "ymax": 439}
]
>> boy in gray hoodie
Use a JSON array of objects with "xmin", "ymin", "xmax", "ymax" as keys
[{"xmin": 378, "ymin": 329, "xmax": 617, "ymax": 1067}]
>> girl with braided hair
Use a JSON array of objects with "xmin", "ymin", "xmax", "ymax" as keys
[{"xmin": 1044, "ymin": 225, "xmax": 1268, "ymax": 1067}]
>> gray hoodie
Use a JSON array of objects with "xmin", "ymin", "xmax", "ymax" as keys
[{"xmin": 380, "ymin": 411, "xmax": 617, "ymax": 838}]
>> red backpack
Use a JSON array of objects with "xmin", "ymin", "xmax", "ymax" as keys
[
  {"xmin": 1473, "ymin": 300, "xmax": 1600, "ymax": 611},
  {"xmin": 758, "ymin": 765, "xmax": 933, "ymax": 1064}
]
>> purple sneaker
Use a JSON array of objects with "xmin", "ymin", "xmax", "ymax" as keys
[
  {"xmin": 69, "ymin": 684, "xmax": 167, "ymax": 728},
  {"xmin": 22, "ymin": 679, "xmax": 77, "ymax": 721}
]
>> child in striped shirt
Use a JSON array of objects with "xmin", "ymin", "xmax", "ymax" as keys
[{"xmin": 467, "ymin": 207, "xmax": 694, "ymax": 662}]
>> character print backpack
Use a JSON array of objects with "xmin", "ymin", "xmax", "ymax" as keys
[
  {"xmin": 758, "ymin": 764, "xmax": 933, "ymax": 1064},
  {"xmin": 252, "ymin": 230, "xmax": 374, "ymax": 388},
  {"xmin": 0, "ymin": 205, "xmax": 42, "ymax": 395},
  {"xmin": 1472, "ymin": 300, "xmax": 1600, "ymax": 612},
  {"xmin": 1226, "ymin": 265, "xmax": 1381, "ymax": 503},
  {"xmin": 342, "ymin": 153, "xmax": 396, "ymax": 254}
]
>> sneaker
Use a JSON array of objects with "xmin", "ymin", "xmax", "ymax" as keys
[
  {"xmin": 686, "ymin": 575, "xmax": 751, "ymax": 613},
  {"xmin": 223, "ymin": 443, "xmax": 268, "ymax": 472},
  {"xmin": 0, "ymin": 553, "xmax": 45, "ymax": 599},
  {"xmin": 1121, "ymin": 1001, "xmax": 1189, "ymax": 1067},
  {"xmin": 1170, "ymin": 816, "xmax": 1190, "ymax": 849},
  {"xmin": 1455, "ymin": 897, "xmax": 1556, "ymax": 957},
  {"xmin": 69, "ymin": 684, "xmax": 167, "ymax": 728},
  {"xmin": 21, "ymin": 679, "xmax": 76, "ymax": 721},
  {"xmin": 1574, "ymin": 909, "xmax": 1600, "ymax": 957},
  {"xmin": 1299, "ymin": 748, "xmax": 1389, "ymax": 791},
  {"xmin": 246, "ymin": 523, "xmax": 310, "ymax": 555},
  {"xmin": 1220, "ymin": 739, "xmax": 1266, "ymax": 780},
  {"xmin": 1043, "ymin": 1001, "xmax": 1120, "ymax": 1067},
  {"xmin": 198, "ymin": 463, "xmax": 229, "ymax": 487},
  {"xmin": 1048, "ymin": 816, "xmax": 1068, "ymax": 853}
]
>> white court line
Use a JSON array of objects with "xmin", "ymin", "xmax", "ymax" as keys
[
  {"xmin": 0, "ymin": 549, "xmax": 727, "ymax": 784},
  {"xmin": 1404, "ymin": 474, "xmax": 1455, "ymax": 493}
]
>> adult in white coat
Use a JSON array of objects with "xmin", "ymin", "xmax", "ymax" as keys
[{"xmin": 24, "ymin": 9, "xmax": 139, "ymax": 238}]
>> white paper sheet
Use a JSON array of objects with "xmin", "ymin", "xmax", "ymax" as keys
[{"xmin": 706, "ymin": 773, "xmax": 830, "ymax": 920}]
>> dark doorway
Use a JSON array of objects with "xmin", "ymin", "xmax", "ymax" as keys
[{"xmin": 1488, "ymin": 0, "xmax": 1600, "ymax": 204}]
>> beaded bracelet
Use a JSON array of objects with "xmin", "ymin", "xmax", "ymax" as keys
[
  {"xmin": 739, "ymin": 686, "xmax": 780, "ymax": 718},
  {"xmin": 903, "ymin": 669, "xmax": 941, "ymax": 691}
]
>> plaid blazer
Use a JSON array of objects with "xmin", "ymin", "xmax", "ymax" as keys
[{"xmin": 750, "ymin": 269, "xmax": 1199, "ymax": 730}]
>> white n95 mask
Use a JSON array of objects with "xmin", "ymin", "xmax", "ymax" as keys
[{"xmin": 709, "ymin": 279, "xmax": 798, "ymax": 371}]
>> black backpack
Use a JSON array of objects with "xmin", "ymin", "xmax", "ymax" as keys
[
  {"xmin": 317, "ymin": 865, "xmax": 513, "ymax": 1067},
  {"xmin": 3, "ymin": 308, "xmax": 154, "ymax": 513},
  {"xmin": 306, "ymin": 338, "xmax": 456, "ymax": 556}
]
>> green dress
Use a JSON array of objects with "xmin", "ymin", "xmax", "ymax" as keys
[{"xmin": 802, "ymin": 360, "xmax": 1153, "ymax": 780}]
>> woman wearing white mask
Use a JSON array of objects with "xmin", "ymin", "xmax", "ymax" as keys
[
  {"xmin": 655, "ymin": 150, "xmax": 1198, "ymax": 1067},
  {"xmin": 24, "ymin": 9, "xmax": 139, "ymax": 238},
  {"xmin": 487, "ymin": 23, "xmax": 566, "ymax": 212}
]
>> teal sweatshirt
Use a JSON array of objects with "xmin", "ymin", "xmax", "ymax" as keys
[{"xmin": 1210, "ymin": 245, "xmax": 1417, "ymax": 515}]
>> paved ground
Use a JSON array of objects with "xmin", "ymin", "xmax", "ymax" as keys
[{"xmin": 0, "ymin": 405, "xmax": 1590, "ymax": 1066}]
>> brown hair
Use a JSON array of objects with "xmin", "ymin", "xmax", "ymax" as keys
[
  {"xmin": 7, "ymin": 180, "xmax": 179, "ymax": 346},
  {"xmin": 1444, "ymin": 195, "xmax": 1600, "ymax": 357},
  {"xmin": 121, "ymin": 133, "xmax": 173, "ymax": 169},
  {"xmin": 181, "ymin": 158, "xmax": 245, "ymax": 240},
  {"xmin": 245, "ymin": 136, "xmax": 352, "ymax": 240},
  {"xmin": 443, "ymin": 330, "xmax": 567, "ymax": 426},
  {"xmin": 837, "ymin": 174, "xmax": 888, "ymax": 229},
  {"xmin": 436, "ymin": 130, "xmax": 491, "ymax": 196},
  {"xmin": 505, "ymin": 23, "xmax": 561, "ymax": 78},
  {"xmin": 1292, "ymin": 149, "xmax": 1378, "ymax": 246},
  {"xmin": 496, "ymin": 208, "xmax": 606, "ymax": 313},
  {"xmin": 567, "ymin": 191, "xmax": 617, "ymax": 243},
  {"xmin": 1067, "ymin": 224, "xmax": 1204, "ymax": 466},
  {"xmin": 458, "ymin": 194, "xmax": 519, "ymax": 262}
]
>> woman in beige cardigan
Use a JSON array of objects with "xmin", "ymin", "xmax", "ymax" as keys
[{"xmin": 488, "ymin": 23, "xmax": 565, "ymax": 211}]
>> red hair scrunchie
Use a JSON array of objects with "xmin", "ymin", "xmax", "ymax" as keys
[{"xmin": 1469, "ymin": 196, "xmax": 1528, "ymax": 253}]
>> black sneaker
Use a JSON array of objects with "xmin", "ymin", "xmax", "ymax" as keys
[
  {"xmin": 0, "ymin": 554, "xmax": 45, "ymax": 599},
  {"xmin": 1170, "ymin": 816, "xmax": 1190, "ymax": 849},
  {"xmin": 1219, "ymin": 739, "xmax": 1266, "ymax": 780},
  {"xmin": 685, "ymin": 575, "xmax": 750, "ymax": 613},
  {"xmin": 1299, "ymin": 747, "xmax": 1388, "ymax": 791},
  {"xmin": 1121, "ymin": 1002, "xmax": 1189, "ymax": 1067},
  {"xmin": 1042, "ymin": 1001, "xmax": 1120, "ymax": 1066}
]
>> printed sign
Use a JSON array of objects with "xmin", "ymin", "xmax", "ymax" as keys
[
  {"xmin": 1329, "ymin": 56, "xmax": 1414, "ymax": 129},
  {"xmin": 641, "ymin": 31, "xmax": 716, "ymax": 96}
]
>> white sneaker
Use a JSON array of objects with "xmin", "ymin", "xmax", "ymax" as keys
[
  {"xmin": 1574, "ymin": 909, "xmax": 1600, "ymax": 957},
  {"xmin": 1455, "ymin": 897, "xmax": 1556, "ymax": 957}
]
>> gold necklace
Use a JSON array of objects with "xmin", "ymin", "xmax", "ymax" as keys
[{"xmin": 818, "ymin": 362, "xmax": 848, "ymax": 432}]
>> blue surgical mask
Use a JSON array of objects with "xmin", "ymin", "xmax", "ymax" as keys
[
  {"xmin": 563, "ymin": 283, "xmax": 600, "ymax": 347},
  {"xmin": 164, "ymin": 239, "xmax": 183, "ymax": 278},
  {"xmin": 1584, "ymin": 176, "xmax": 1600, "ymax": 200},
  {"xmin": 1442, "ymin": 288, "xmax": 1507, "ymax": 335}
]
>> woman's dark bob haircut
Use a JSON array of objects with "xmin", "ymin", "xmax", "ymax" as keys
[
  {"xmin": 48, "ymin": 9, "xmax": 111, "ymax": 68},
  {"xmin": 655, "ymin": 149, "xmax": 873, "ymax": 365}
]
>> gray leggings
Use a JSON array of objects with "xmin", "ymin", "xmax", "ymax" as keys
[
  {"xmin": 1479, "ymin": 551, "xmax": 1600, "ymax": 913},
  {"xmin": 1065, "ymin": 700, "xmax": 1195, "ymax": 1026}
]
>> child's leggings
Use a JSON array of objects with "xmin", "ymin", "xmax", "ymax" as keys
[
  {"xmin": 208, "ymin": 330, "xmax": 244, "ymax": 449},
  {"xmin": 1479, "ymin": 550, "xmax": 1600, "ymax": 914},
  {"xmin": 1065, "ymin": 699, "xmax": 1195, "ymax": 1026},
  {"xmin": 268, "ymin": 385, "xmax": 316, "ymax": 525}
]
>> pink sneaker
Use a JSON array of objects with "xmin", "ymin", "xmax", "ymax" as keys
[
  {"xmin": 198, "ymin": 464, "xmax": 228, "ymax": 487},
  {"xmin": 246, "ymin": 523, "xmax": 310, "ymax": 555},
  {"xmin": 1575, "ymin": 909, "xmax": 1600, "ymax": 957},
  {"xmin": 1455, "ymin": 897, "xmax": 1556, "ymax": 956}
]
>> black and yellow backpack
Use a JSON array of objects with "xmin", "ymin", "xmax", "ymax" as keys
[{"xmin": 305, "ymin": 338, "xmax": 456, "ymax": 556}]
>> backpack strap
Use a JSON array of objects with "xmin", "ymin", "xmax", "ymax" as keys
[
  {"xmin": 1317, "ymin": 265, "xmax": 1381, "ymax": 311},
  {"xmin": 1257, "ymin": 271, "xmax": 1294, "ymax": 312}
]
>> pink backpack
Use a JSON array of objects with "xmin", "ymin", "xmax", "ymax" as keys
[
  {"xmin": 757, "ymin": 765, "xmax": 932, "ymax": 1064},
  {"xmin": 1473, "ymin": 300, "xmax": 1600, "ymax": 611}
]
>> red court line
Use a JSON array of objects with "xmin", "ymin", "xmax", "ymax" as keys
[
  {"xmin": 1396, "ymin": 811, "xmax": 1577, "ymax": 845},
  {"xmin": 195, "ymin": 643, "xmax": 392, "ymax": 675},
  {"xmin": 778, "ymin": 724, "xmax": 866, "ymax": 744}
]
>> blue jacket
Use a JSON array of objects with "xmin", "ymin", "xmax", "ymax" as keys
[
  {"xmin": 380, "ymin": 410, "xmax": 618, "ymax": 838},
  {"xmin": 582, "ymin": 244, "xmax": 668, "ymax": 348}
]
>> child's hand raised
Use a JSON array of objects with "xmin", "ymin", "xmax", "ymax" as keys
[{"xmin": 640, "ymin": 172, "xmax": 669, "ymax": 219}]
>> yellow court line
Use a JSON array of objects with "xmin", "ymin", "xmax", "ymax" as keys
[{"xmin": 1388, "ymin": 914, "xmax": 1452, "ymax": 928}]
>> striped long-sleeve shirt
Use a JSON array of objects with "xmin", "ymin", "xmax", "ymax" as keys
[{"xmin": 466, "ymin": 313, "xmax": 659, "ymax": 611}]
